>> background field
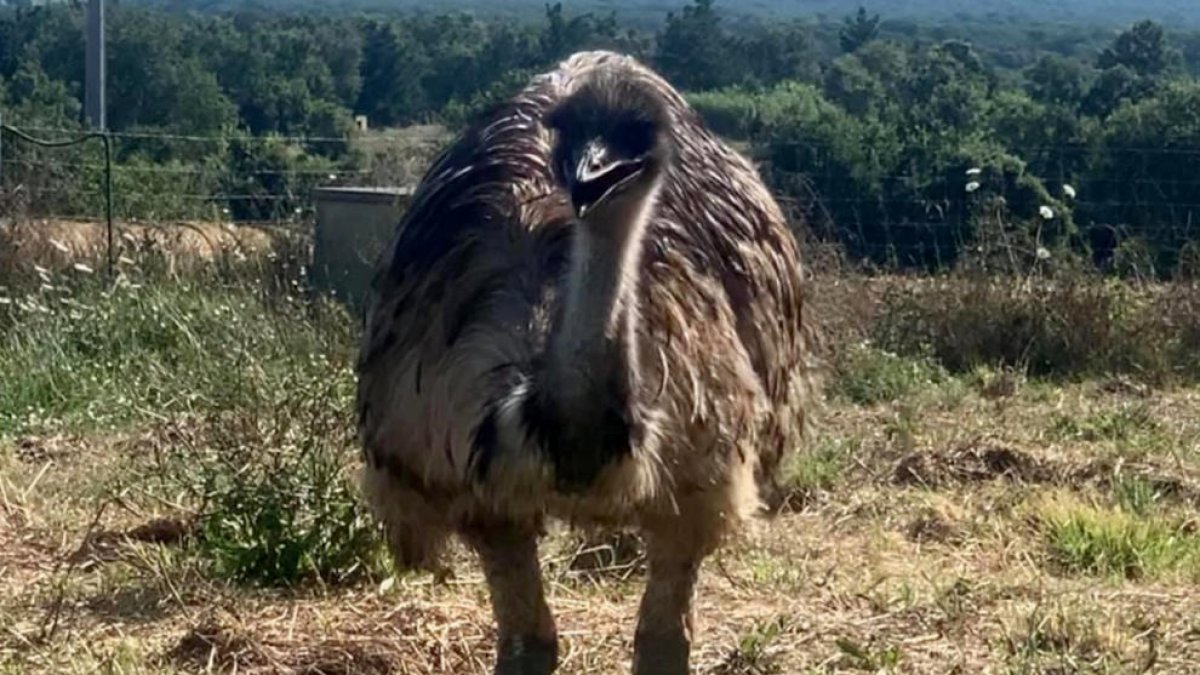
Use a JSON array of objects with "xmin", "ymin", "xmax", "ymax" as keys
[
  {"xmin": 4, "ymin": 0, "xmax": 1200, "ymax": 672},
  {"xmin": 3, "ymin": 229, "xmax": 1200, "ymax": 674}
]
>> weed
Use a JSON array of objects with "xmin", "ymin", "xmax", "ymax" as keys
[
  {"xmin": 1048, "ymin": 403, "xmax": 1159, "ymax": 444},
  {"xmin": 716, "ymin": 617, "xmax": 788, "ymax": 675},
  {"xmin": 1002, "ymin": 601, "xmax": 1109, "ymax": 672},
  {"xmin": 871, "ymin": 273, "xmax": 1200, "ymax": 382},
  {"xmin": 779, "ymin": 436, "xmax": 857, "ymax": 504},
  {"xmin": 744, "ymin": 551, "xmax": 806, "ymax": 591},
  {"xmin": 834, "ymin": 636, "xmax": 903, "ymax": 671},
  {"xmin": 1112, "ymin": 475, "xmax": 1166, "ymax": 516},
  {"xmin": 885, "ymin": 402, "xmax": 923, "ymax": 455},
  {"xmin": 142, "ymin": 368, "xmax": 385, "ymax": 587}
]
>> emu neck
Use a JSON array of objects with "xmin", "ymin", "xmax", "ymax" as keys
[{"xmin": 548, "ymin": 192, "xmax": 653, "ymax": 412}]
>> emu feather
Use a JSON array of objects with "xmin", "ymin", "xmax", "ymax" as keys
[{"xmin": 356, "ymin": 50, "xmax": 815, "ymax": 675}]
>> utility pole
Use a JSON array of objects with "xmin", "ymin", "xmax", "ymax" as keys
[{"xmin": 85, "ymin": 0, "xmax": 106, "ymax": 130}]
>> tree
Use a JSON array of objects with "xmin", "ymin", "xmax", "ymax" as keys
[
  {"xmin": 738, "ymin": 22, "xmax": 812, "ymax": 86},
  {"xmin": 1098, "ymin": 20, "xmax": 1174, "ymax": 77},
  {"xmin": 905, "ymin": 40, "xmax": 992, "ymax": 132},
  {"xmin": 655, "ymin": 0, "xmax": 738, "ymax": 91},
  {"xmin": 355, "ymin": 20, "xmax": 429, "ymax": 126},
  {"xmin": 1025, "ymin": 55, "xmax": 1090, "ymax": 107},
  {"xmin": 1083, "ymin": 64, "xmax": 1156, "ymax": 118},
  {"xmin": 1085, "ymin": 81, "xmax": 1200, "ymax": 273},
  {"xmin": 839, "ymin": 6, "xmax": 880, "ymax": 54}
]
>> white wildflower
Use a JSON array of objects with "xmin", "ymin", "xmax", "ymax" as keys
[
  {"xmin": 966, "ymin": 181, "xmax": 981, "ymax": 193},
  {"xmin": 1036, "ymin": 246, "xmax": 1051, "ymax": 260},
  {"xmin": 1039, "ymin": 205, "xmax": 1055, "ymax": 220},
  {"xmin": 49, "ymin": 239, "xmax": 70, "ymax": 254},
  {"xmin": 328, "ymin": 173, "xmax": 337, "ymax": 180},
  {"xmin": 73, "ymin": 263, "xmax": 94, "ymax": 274},
  {"xmin": 0, "ymin": 297, "xmax": 11, "ymax": 305},
  {"xmin": 966, "ymin": 167, "xmax": 982, "ymax": 176},
  {"xmin": 1062, "ymin": 184, "xmax": 1076, "ymax": 199},
  {"xmin": 118, "ymin": 256, "xmax": 135, "ymax": 266}
]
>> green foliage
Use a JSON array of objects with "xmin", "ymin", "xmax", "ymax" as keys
[{"xmin": 1098, "ymin": 20, "xmax": 1177, "ymax": 77}]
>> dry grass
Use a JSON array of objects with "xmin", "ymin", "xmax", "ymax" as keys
[
  {"xmin": 4, "ymin": 375, "xmax": 1200, "ymax": 673},
  {"xmin": 5, "ymin": 237, "xmax": 1200, "ymax": 673}
]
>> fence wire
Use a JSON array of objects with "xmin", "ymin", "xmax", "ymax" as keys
[
  {"xmin": 4, "ymin": 123, "xmax": 1200, "ymax": 275},
  {"xmin": 1, "ymin": 123, "xmax": 114, "ymax": 278}
]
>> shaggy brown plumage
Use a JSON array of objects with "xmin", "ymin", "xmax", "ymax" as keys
[{"xmin": 355, "ymin": 50, "xmax": 815, "ymax": 675}]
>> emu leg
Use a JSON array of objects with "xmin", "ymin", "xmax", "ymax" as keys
[
  {"xmin": 631, "ymin": 529, "xmax": 705, "ymax": 675},
  {"xmin": 466, "ymin": 523, "xmax": 559, "ymax": 675}
]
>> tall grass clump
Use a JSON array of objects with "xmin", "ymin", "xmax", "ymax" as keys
[{"xmin": 869, "ymin": 270, "xmax": 1200, "ymax": 382}]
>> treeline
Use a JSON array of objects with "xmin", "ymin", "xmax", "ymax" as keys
[{"xmin": 2, "ymin": 1, "xmax": 1200, "ymax": 275}]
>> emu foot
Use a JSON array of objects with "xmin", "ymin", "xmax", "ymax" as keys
[
  {"xmin": 495, "ymin": 634, "xmax": 559, "ymax": 675},
  {"xmin": 632, "ymin": 629, "xmax": 690, "ymax": 675}
]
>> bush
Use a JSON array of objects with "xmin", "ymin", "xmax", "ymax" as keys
[{"xmin": 153, "ymin": 370, "xmax": 385, "ymax": 587}]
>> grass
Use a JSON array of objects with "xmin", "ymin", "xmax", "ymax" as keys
[
  {"xmin": 1035, "ymin": 493, "xmax": 1200, "ymax": 581},
  {"xmin": 1, "ymin": 242, "xmax": 380, "ymax": 589},
  {"xmin": 5, "ymin": 229, "xmax": 1200, "ymax": 672},
  {"xmin": 1047, "ymin": 403, "xmax": 1160, "ymax": 444},
  {"xmin": 828, "ymin": 342, "xmax": 949, "ymax": 405},
  {"xmin": 0, "ymin": 270, "xmax": 353, "ymax": 438},
  {"xmin": 868, "ymin": 271, "xmax": 1200, "ymax": 382}
]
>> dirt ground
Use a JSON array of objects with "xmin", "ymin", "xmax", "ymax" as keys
[{"xmin": 3, "ymin": 376, "xmax": 1200, "ymax": 674}]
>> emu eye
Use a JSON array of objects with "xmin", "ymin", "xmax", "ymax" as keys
[{"xmin": 612, "ymin": 119, "xmax": 658, "ymax": 158}]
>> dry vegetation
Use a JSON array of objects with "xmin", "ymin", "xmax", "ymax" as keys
[{"xmin": 3, "ymin": 221, "xmax": 1200, "ymax": 674}]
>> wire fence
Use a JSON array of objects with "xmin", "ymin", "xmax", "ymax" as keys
[{"xmin": 3, "ymin": 123, "xmax": 1200, "ymax": 275}]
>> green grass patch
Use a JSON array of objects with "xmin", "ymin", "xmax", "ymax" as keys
[
  {"xmin": 1036, "ymin": 495, "xmax": 1199, "ymax": 580},
  {"xmin": 780, "ymin": 436, "xmax": 857, "ymax": 499},
  {"xmin": 1047, "ymin": 403, "xmax": 1159, "ymax": 444},
  {"xmin": 830, "ymin": 342, "xmax": 950, "ymax": 405},
  {"xmin": 0, "ymin": 272, "xmax": 354, "ymax": 437}
]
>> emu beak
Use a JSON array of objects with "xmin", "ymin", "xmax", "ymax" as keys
[{"xmin": 569, "ymin": 140, "xmax": 646, "ymax": 218}]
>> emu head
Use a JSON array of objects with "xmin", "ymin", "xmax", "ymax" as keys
[{"xmin": 547, "ymin": 72, "xmax": 675, "ymax": 221}]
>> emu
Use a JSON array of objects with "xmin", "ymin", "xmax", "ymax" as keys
[{"xmin": 356, "ymin": 51, "xmax": 813, "ymax": 675}]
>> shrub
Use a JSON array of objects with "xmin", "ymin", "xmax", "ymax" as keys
[{"xmin": 152, "ymin": 370, "xmax": 385, "ymax": 587}]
